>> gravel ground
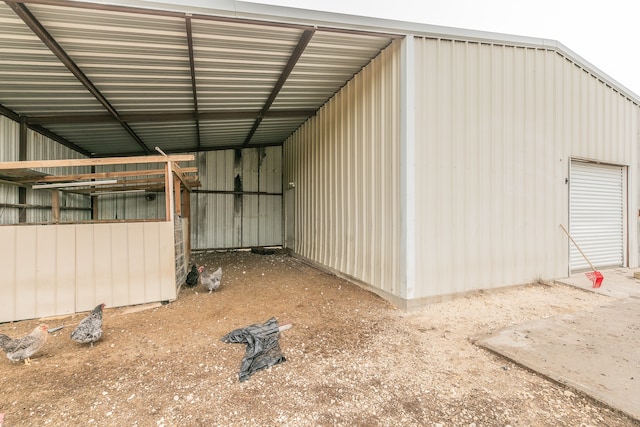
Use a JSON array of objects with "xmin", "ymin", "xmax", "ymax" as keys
[{"xmin": 0, "ymin": 250, "xmax": 637, "ymax": 426}]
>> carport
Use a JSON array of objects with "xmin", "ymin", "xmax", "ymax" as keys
[{"xmin": 0, "ymin": 0, "xmax": 399, "ymax": 156}]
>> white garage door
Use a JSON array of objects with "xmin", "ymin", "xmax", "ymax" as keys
[{"xmin": 569, "ymin": 161, "xmax": 624, "ymax": 271}]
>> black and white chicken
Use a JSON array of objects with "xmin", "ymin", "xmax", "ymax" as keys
[
  {"xmin": 185, "ymin": 264, "xmax": 199, "ymax": 287},
  {"xmin": 199, "ymin": 266, "xmax": 222, "ymax": 292},
  {"xmin": 71, "ymin": 303, "xmax": 105, "ymax": 346},
  {"xmin": 0, "ymin": 324, "xmax": 49, "ymax": 365}
]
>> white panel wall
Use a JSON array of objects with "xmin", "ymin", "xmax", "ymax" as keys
[
  {"xmin": 413, "ymin": 38, "xmax": 639, "ymax": 299},
  {"xmin": 283, "ymin": 41, "xmax": 403, "ymax": 299},
  {"xmin": 0, "ymin": 221, "xmax": 176, "ymax": 322}
]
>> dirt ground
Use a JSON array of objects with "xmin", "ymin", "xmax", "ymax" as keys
[{"xmin": 0, "ymin": 250, "xmax": 638, "ymax": 427}]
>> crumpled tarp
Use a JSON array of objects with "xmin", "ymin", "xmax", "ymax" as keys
[{"xmin": 221, "ymin": 317, "xmax": 286, "ymax": 382}]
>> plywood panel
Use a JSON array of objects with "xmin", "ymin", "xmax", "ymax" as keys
[
  {"xmin": 36, "ymin": 225, "xmax": 57, "ymax": 317},
  {"xmin": 75, "ymin": 224, "xmax": 96, "ymax": 311},
  {"xmin": 111, "ymin": 224, "xmax": 131, "ymax": 305},
  {"xmin": 93, "ymin": 224, "xmax": 113, "ymax": 306},
  {"xmin": 158, "ymin": 221, "xmax": 178, "ymax": 301},
  {"xmin": 143, "ymin": 222, "xmax": 162, "ymax": 302},
  {"xmin": 0, "ymin": 227, "xmax": 17, "ymax": 322},
  {"xmin": 15, "ymin": 227, "xmax": 37, "ymax": 319},
  {"xmin": 126, "ymin": 223, "xmax": 147, "ymax": 305},
  {"xmin": 55, "ymin": 225, "xmax": 76, "ymax": 314}
]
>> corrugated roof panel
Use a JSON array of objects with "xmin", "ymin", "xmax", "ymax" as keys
[
  {"xmin": 251, "ymin": 116, "xmax": 308, "ymax": 145},
  {"xmin": 272, "ymin": 30, "xmax": 393, "ymax": 110},
  {"xmin": 199, "ymin": 119, "xmax": 254, "ymax": 148},
  {"xmin": 27, "ymin": 4, "xmax": 193, "ymax": 113},
  {"xmin": 44, "ymin": 123, "xmax": 139, "ymax": 155},
  {"xmin": 191, "ymin": 19, "xmax": 302, "ymax": 111},
  {"xmin": 129, "ymin": 121, "xmax": 197, "ymax": 151},
  {"xmin": 0, "ymin": 3, "xmax": 106, "ymax": 115}
]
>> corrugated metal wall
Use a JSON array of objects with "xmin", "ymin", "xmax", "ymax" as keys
[
  {"xmin": 191, "ymin": 146, "xmax": 283, "ymax": 249},
  {"xmin": 27, "ymin": 131, "xmax": 91, "ymax": 223},
  {"xmin": 283, "ymin": 40, "xmax": 403, "ymax": 298},
  {"xmin": 0, "ymin": 115, "xmax": 19, "ymax": 224},
  {"xmin": 95, "ymin": 162, "xmax": 167, "ymax": 221},
  {"xmin": 0, "ymin": 117, "xmax": 91, "ymax": 224},
  {"xmin": 413, "ymin": 37, "xmax": 639, "ymax": 299},
  {"xmin": 0, "ymin": 221, "xmax": 176, "ymax": 322}
]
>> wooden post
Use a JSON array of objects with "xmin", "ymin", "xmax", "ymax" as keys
[
  {"xmin": 174, "ymin": 176, "xmax": 181, "ymax": 217},
  {"xmin": 91, "ymin": 195, "xmax": 98, "ymax": 220},
  {"xmin": 164, "ymin": 161, "xmax": 174, "ymax": 221},
  {"xmin": 51, "ymin": 189, "xmax": 60, "ymax": 223},
  {"xmin": 182, "ymin": 188, "xmax": 191, "ymax": 261},
  {"xmin": 18, "ymin": 116, "xmax": 27, "ymax": 223}
]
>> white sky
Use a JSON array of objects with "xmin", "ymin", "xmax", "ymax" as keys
[{"xmin": 251, "ymin": 0, "xmax": 640, "ymax": 96}]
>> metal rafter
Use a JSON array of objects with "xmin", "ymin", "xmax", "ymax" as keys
[
  {"xmin": 243, "ymin": 28, "xmax": 316, "ymax": 146},
  {"xmin": 185, "ymin": 16, "xmax": 202, "ymax": 151},
  {"xmin": 25, "ymin": 109, "xmax": 319, "ymax": 125},
  {"xmin": 0, "ymin": 103, "xmax": 91, "ymax": 156},
  {"xmin": 5, "ymin": 1, "xmax": 152, "ymax": 154}
]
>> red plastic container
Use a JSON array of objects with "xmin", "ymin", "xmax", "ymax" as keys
[{"xmin": 585, "ymin": 271, "xmax": 604, "ymax": 288}]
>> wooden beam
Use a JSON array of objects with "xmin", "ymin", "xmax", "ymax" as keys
[
  {"xmin": 15, "ymin": 167, "xmax": 199, "ymax": 184},
  {"xmin": 172, "ymin": 163, "xmax": 192, "ymax": 192},
  {"xmin": 165, "ymin": 162, "xmax": 173, "ymax": 221},
  {"xmin": 0, "ymin": 154, "xmax": 194, "ymax": 170},
  {"xmin": 51, "ymin": 190, "xmax": 60, "ymax": 223}
]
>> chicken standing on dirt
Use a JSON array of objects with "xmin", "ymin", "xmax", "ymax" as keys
[
  {"xmin": 199, "ymin": 266, "xmax": 222, "ymax": 292},
  {"xmin": 185, "ymin": 264, "xmax": 199, "ymax": 287},
  {"xmin": 0, "ymin": 324, "xmax": 49, "ymax": 365},
  {"xmin": 71, "ymin": 303, "xmax": 105, "ymax": 346}
]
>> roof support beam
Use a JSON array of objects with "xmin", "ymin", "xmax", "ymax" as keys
[
  {"xmin": 26, "ymin": 109, "xmax": 318, "ymax": 125},
  {"xmin": 185, "ymin": 16, "xmax": 202, "ymax": 151},
  {"xmin": 0, "ymin": 103, "xmax": 91, "ymax": 156},
  {"xmin": 243, "ymin": 28, "xmax": 316, "ymax": 146},
  {"xmin": 5, "ymin": 1, "xmax": 152, "ymax": 154}
]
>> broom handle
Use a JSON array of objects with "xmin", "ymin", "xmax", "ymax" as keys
[{"xmin": 559, "ymin": 224, "xmax": 597, "ymax": 272}]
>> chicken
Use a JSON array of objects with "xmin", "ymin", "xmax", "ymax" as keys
[
  {"xmin": 70, "ymin": 303, "xmax": 105, "ymax": 346},
  {"xmin": 199, "ymin": 266, "xmax": 222, "ymax": 292},
  {"xmin": 0, "ymin": 324, "xmax": 49, "ymax": 365},
  {"xmin": 185, "ymin": 264, "xmax": 199, "ymax": 287}
]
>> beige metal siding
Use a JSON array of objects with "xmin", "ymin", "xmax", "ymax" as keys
[
  {"xmin": 283, "ymin": 41, "xmax": 403, "ymax": 298},
  {"xmin": 0, "ymin": 221, "xmax": 176, "ymax": 322},
  {"xmin": 413, "ymin": 38, "xmax": 639, "ymax": 299},
  {"xmin": 192, "ymin": 146, "xmax": 283, "ymax": 249}
]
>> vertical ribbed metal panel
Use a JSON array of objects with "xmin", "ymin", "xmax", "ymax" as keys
[
  {"xmin": 0, "ymin": 115, "xmax": 19, "ymax": 224},
  {"xmin": 283, "ymin": 41, "xmax": 403, "ymax": 298},
  {"xmin": 569, "ymin": 161, "xmax": 624, "ymax": 270},
  {"xmin": 95, "ymin": 162, "xmax": 166, "ymax": 220},
  {"xmin": 413, "ymin": 38, "xmax": 639, "ymax": 299},
  {"xmin": 191, "ymin": 146, "xmax": 283, "ymax": 250},
  {"xmin": 27, "ymin": 130, "xmax": 90, "ymax": 223}
]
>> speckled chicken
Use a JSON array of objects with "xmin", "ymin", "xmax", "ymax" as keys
[
  {"xmin": 0, "ymin": 324, "xmax": 49, "ymax": 365},
  {"xmin": 199, "ymin": 266, "xmax": 222, "ymax": 292},
  {"xmin": 71, "ymin": 303, "xmax": 105, "ymax": 346}
]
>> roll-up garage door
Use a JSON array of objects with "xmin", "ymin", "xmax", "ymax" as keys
[{"xmin": 569, "ymin": 161, "xmax": 624, "ymax": 271}]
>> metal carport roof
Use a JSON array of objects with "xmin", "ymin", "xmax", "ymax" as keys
[
  {"xmin": 1, "ymin": 0, "xmax": 638, "ymax": 158},
  {"xmin": 0, "ymin": 0, "xmax": 399, "ymax": 156}
]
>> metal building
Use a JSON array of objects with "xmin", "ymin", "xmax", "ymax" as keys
[{"xmin": 0, "ymin": 0, "xmax": 638, "ymax": 317}]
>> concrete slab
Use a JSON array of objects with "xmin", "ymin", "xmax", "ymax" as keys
[
  {"xmin": 477, "ymin": 269, "xmax": 640, "ymax": 421},
  {"xmin": 556, "ymin": 267, "xmax": 640, "ymax": 299}
]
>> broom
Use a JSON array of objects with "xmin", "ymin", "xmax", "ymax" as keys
[{"xmin": 559, "ymin": 224, "xmax": 603, "ymax": 288}]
